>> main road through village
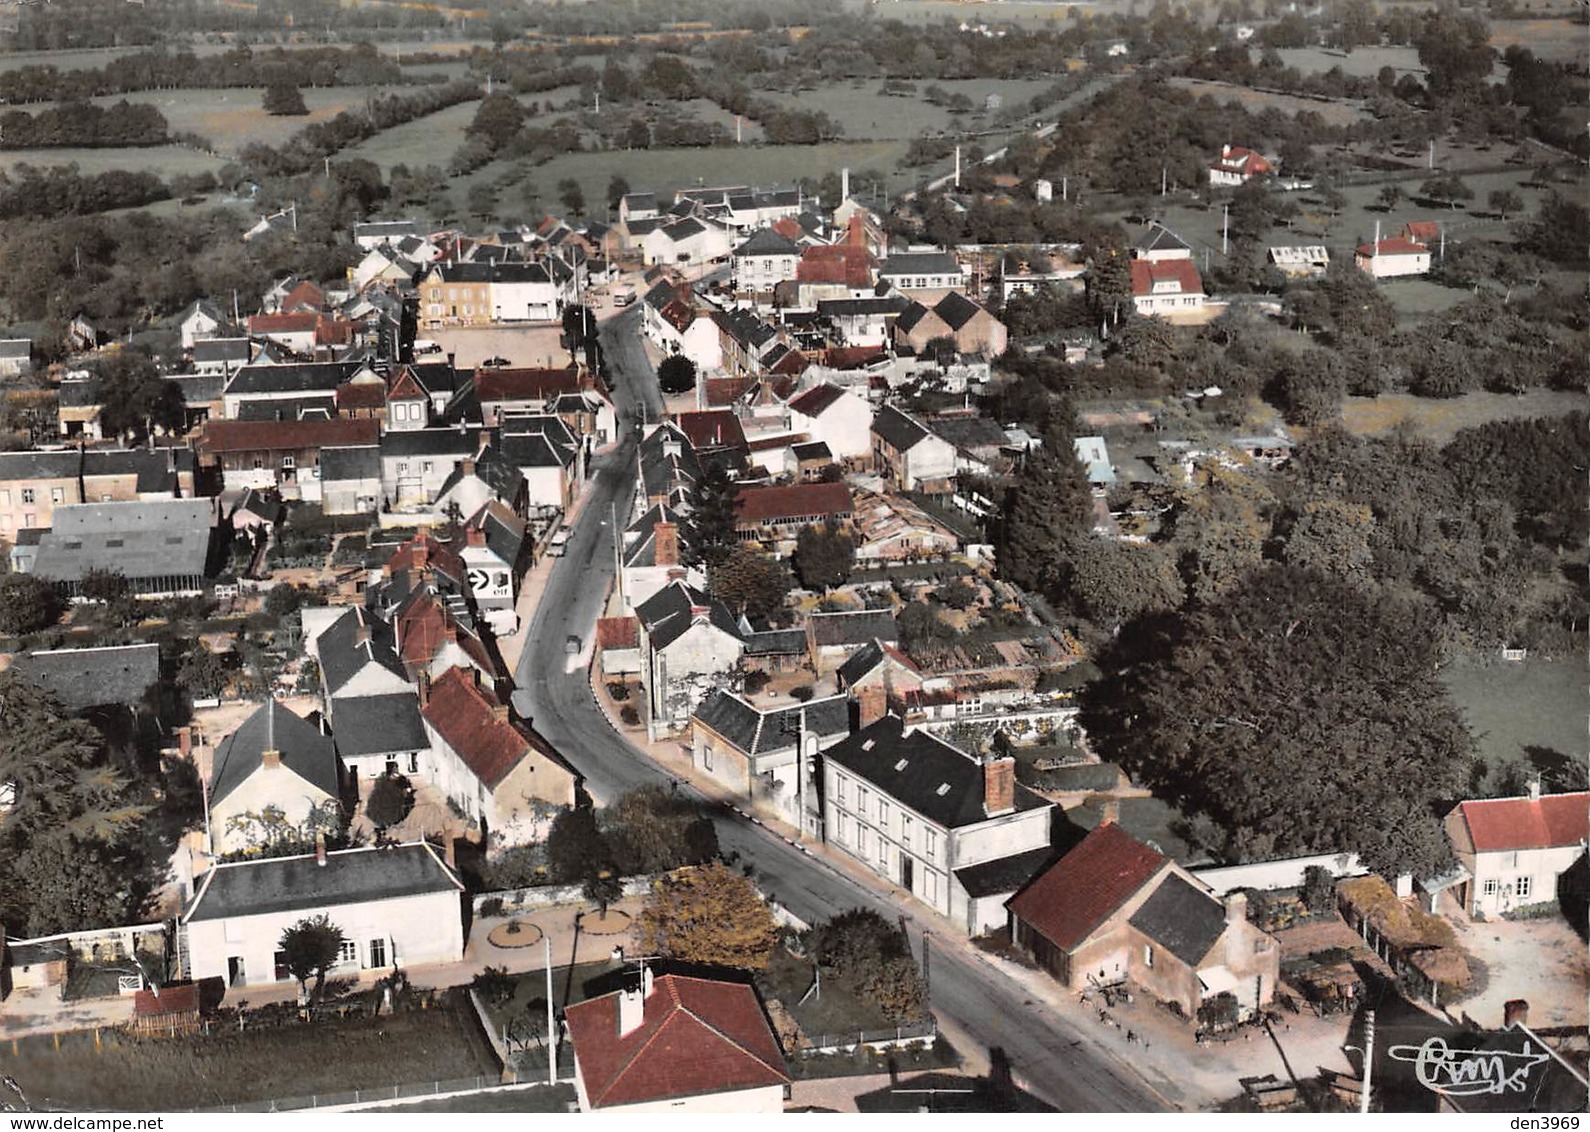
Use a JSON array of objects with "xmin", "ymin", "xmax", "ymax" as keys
[{"xmin": 511, "ymin": 306, "xmax": 1167, "ymax": 1112}]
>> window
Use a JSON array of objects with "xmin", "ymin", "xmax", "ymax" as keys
[
  {"xmin": 857, "ymin": 788, "xmax": 868, "ymax": 817},
  {"xmin": 878, "ymin": 802, "xmax": 890, "ymax": 830},
  {"xmin": 0, "ymin": 489, "xmax": 9, "ymax": 504},
  {"xmin": 281, "ymin": 455, "xmax": 296, "ymax": 470},
  {"xmin": 836, "ymin": 777, "xmax": 846, "ymax": 804},
  {"xmin": 423, "ymin": 461, "xmax": 434, "ymax": 474},
  {"xmin": 408, "ymin": 752, "xmax": 419, "ymax": 774},
  {"xmin": 1143, "ymin": 944, "xmax": 1154, "ymax": 968},
  {"xmin": 924, "ymin": 829, "xmax": 937, "ymax": 861},
  {"xmin": 368, "ymin": 938, "xmax": 387, "ymax": 968},
  {"xmin": 20, "ymin": 489, "xmax": 33, "ymax": 504},
  {"xmin": 857, "ymin": 825, "xmax": 869, "ymax": 857},
  {"xmin": 1482, "ymin": 878, "xmax": 1500, "ymax": 896},
  {"xmin": 337, "ymin": 939, "xmax": 358, "ymax": 965},
  {"xmin": 702, "ymin": 745, "xmax": 713, "ymax": 771},
  {"xmin": 50, "ymin": 487, "xmax": 64, "ymax": 503},
  {"xmin": 901, "ymin": 815, "xmax": 913, "ymax": 847},
  {"xmin": 1516, "ymin": 876, "xmax": 1532, "ymax": 899},
  {"xmin": 924, "ymin": 870, "xmax": 937, "ymax": 902},
  {"xmin": 397, "ymin": 462, "xmax": 409, "ymax": 474}
]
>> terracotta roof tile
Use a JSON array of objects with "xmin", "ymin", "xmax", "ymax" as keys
[
  {"xmin": 1006, "ymin": 823, "xmax": 1167, "ymax": 952},
  {"xmin": 1457, "ymin": 792, "xmax": 1589, "ymax": 854},
  {"xmin": 1130, "ymin": 258, "xmax": 1204, "ymax": 297},
  {"xmin": 201, "ymin": 417, "xmax": 378, "ymax": 453},
  {"xmin": 676, "ymin": 409, "xmax": 747, "ymax": 452},
  {"xmin": 597, "ymin": 616, "xmax": 640, "ymax": 650},
  {"xmin": 474, "ymin": 365, "xmax": 581, "ymax": 404},
  {"xmin": 419, "ymin": 666, "xmax": 526, "ymax": 789},
  {"xmin": 564, "ymin": 974, "xmax": 789, "ymax": 1109},
  {"xmin": 1357, "ymin": 237, "xmax": 1428, "ymax": 257},
  {"xmin": 335, "ymin": 382, "xmax": 386, "ymax": 410},
  {"xmin": 735, "ymin": 482, "xmax": 852, "ymax": 524}
]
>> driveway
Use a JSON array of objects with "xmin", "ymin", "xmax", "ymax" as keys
[{"xmin": 1445, "ymin": 911, "xmax": 1589, "ymax": 1029}]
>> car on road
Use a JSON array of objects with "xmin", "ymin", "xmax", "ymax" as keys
[{"xmin": 565, "ymin": 634, "xmax": 581, "ymax": 655}]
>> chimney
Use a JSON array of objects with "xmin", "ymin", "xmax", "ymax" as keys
[
  {"xmin": 666, "ymin": 565, "xmax": 687, "ymax": 582},
  {"xmin": 1504, "ymin": 999, "xmax": 1529, "ymax": 1028},
  {"xmin": 662, "ymin": 436, "xmax": 681, "ymax": 459},
  {"xmin": 315, "ymin": 831, "xmax": 327, "ymax": 867},
  {"xmin": 261, "ymin": 748, "xmax": 282, "ymax": 769},
  {"xmin": 689, "ymin": 603, "xmax": 711, "ymax": 621},
  {"xmin": 841, "ymin": 167, "xmax": 850, "ymax": 203},
  {"xmin": 1100, "ymin": 797, "xmax": 1120, "ymax": 825},
  {"xmin": 466, "ymin": 526, "xmax": 487, "ymax": 547},
  {"xmin": 982, "ymin": 754, "xmax": 1015, "ymax": 816},
  {"xmin": 461, "ymin": 457, "xmax": 477, "ymax": 478},
  {"xmin": 417, "ymin": 673, "xmax": 431, "ymax": 708},
  {"xmin": 1223, "ymin": 891, "xmax": 1248, "ymax": 927},
  {"xmin": 177, "ymin": 727, "xmax": 191, "ymax": 758},
  {"xmin": 617, "ymin": 984, "xmax": 645, "ymax": 1037},
  {"xmin": 353, "ymin": 626, "xmax": 372, "ymax": 647},
  {"xmin": 1222, "ymin": 142, "xmax": 1232, "ymax": 159},
  {"xmin": 853, "ymin": 683, "xmax": 887, "ymax": 733},
  {"xmin": 847, "ymin": 213, "xmax": 866, "ymax": 248},
  {"xmin": 1528, "ymin": 777, "xmax": 1541, "ymax": 802},
  {"xmin": 653, "ymin": 520, "xmax": 679, "ymax": 567}
]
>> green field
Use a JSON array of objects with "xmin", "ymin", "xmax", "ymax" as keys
[
  {"xmin": 756, "ymin": 76, "xmax": 1058, "ymax": 140},
  {"xmin": 844, "ymin": 0, "xmax": 1111, "ymax": 26},
  {"xmin": 1442, "ymin": 657, "xmax": 1589, "ymax": 773},
  {"xmin": 342, "ymin": 99, "xmax": 483, "ymax": 169},
  {"xmin": 1275, "ymin": 45, "xmax": 1426, "ymax": 81},
  {"xmin": 1169, "ymin": 77, "xmax": 1370, "ymax": 127},
  {"xmin": 0, "ymin": 143, "xmax": 226, "ymax": 176},
  {"xmin": 0, "ymin": 40, "xmax": 483, "ymax": 73},
  {"xmin": 1339, "ymin": 389, "xmax": 1586, "ymax": 442}
]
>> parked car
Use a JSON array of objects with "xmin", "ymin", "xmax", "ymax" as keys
[{"xmin": 565, "ymin": 634, "xmax": 582, "ymax": 655}]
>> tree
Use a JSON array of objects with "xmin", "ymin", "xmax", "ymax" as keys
[
  {"xmin": 1375, "ymin": 184, "xmax": 1404, "ymax": 212},
  {"xmin": 546, "ymin": 805, "xmax": 610, "ymax": 883},
  {"xmin": 606, "ymin": 173, "xmax": 631, "ymax": 212},
  {"xmin": 79, "ymin": 567, "xmax": 129, "ymax": 604},
  {"xmin": 366, "ymin": 771, "xmax": 415, "ymax": 832},
  {"xmin": 583, "ymin": 869, "xmax": 623, "ymax": 916},
  {"xmin": 262, "ymin": 82, "xmax": 309, "ymax": 116},
  {"xmin": 1000, "ymin": 421, "xmax": 1094, "ymax": 594},
  {"xmin": 1281, "ymin": 500, "xmax": 1374, "ymax": 579},
  {"xmin": 278, "ymin": 914, "xmax": 346, "ymax": 1005},
  {"xmin": 709, "ymin": 545, "xmax": 791, "ymax": 621},
  {"xmin": 1057, "ymin": 537, "xmax": 1183, "ymax": 629},
  {"xmin": 1420, "ymin": 173, "xmax": 1474, "ymax": 210},
  {"xmin": 686, "ymin": 463, "xmax": 740, "ymax": 568},
  {"xmin": 657, "ymin": 352, "xmax": 697, "ymax": 395},
  {"xmin": 0, "ymin": 573, "xmax": 61, "ymax": 634},
  {"xmin": 605, "ymin": 785, "xmax": 716, "ymax": 874},
  {"xmin": 1487, "ymin": 188, "xmax": 1523, "ymax": 221},
  {"xmin": 466, "ymin": 183, "xmax": 498, "ymax": 221},
  {"xmin": 810, "ymin": 909, "xmax": 928, "ymax": 1023},
  {"xmin": 1080, "ymin": 565, "xmax": 1473, "ymax": 877},
  {"xmin": 792, "ymin": 522, "xmax": 855, "ymax": 591},
  {"xmin": 176, "ymin": 646, "xmax": 228, "ymax": 699},
  {"xmin": 557, "ymin": 177, "xmax": 585, "ymax": 218},
  {"xmin": 465, "ymin": 93, "xmax": 526, "ymax": 151},
  {"xmin": 638, "ymin": 861, "xmax": 778, "ymax": 970},
  {"xmin": 96, "ymin": 352, "xmax": 184, "ymax": 442}
]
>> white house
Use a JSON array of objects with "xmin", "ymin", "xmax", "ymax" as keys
[
  {"xmin": 181, "ymin": 841, "xmax": 465, "ymax": 989},
  {"xmin": 1129, "ymin": 258, "xmax": 1207, "ymax": 317},
  {"xmin": 178, "ymin": 300, "xmax": 227, "ymax": 350},
  {"xmin": 636, "ymin": 581, "xmax": 745, "ymax": 736},
  {"xmin": 822, "ymin": 709, "xmax": 1055, "ymax": 935},
  {"xmin": 314, "ymin": 607, "xmax": 411, "ymax": 704},
  {"xmin": 1355, "ymin": 237, "xmax": 1431, "ymax": 278},
  {"xmin": 1208, "ymin": 144, "xmax": 1272, "ymax": 187},
  {"xmin": 731, "ymin": 228, "xmax": 801, "ymax": 299},
  {"xmin": 788, "ymin": 382, "xmax": 875, "ymax": 463},
  {"xmin": 877, "ymin": 250, "xmax": 964, "ymax": 293},
  {"xmin": 452, "ymin": 501, "xmax": 527, "ymax": 634},
  {"xmin": 564, "ymin": 969, "xmax": 790, "ymax": 1113},
  {"xmin": 642, "ymin": 216, "xmax": 734, "ymax": 266},
  {"xmin": 1443, "ymin": 787, "xmax": 1588, "ymax": 918},
  {"xmin": 691, "ymin": 691, "xmax": 850, "ymax": 832},
  {"xmin": 206, "ymin": 700, "xmax": 342, "ymax": 856},
  {"xmin": 872, "ymin": 404, "xmax": 959, "ymax": 493}
]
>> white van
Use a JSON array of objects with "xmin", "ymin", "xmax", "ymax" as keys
[{"xmin": 547, "ymin": 526, "xmax": 572, "ymax": 557}]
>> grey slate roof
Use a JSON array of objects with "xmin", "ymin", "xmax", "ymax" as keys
[
  {"xmin": 192, "ymin": 338, "xmax": 251, "ymax": 364},
  {"xmin": 316, "ymin": 608, "xmax": 406, "ymax": 695},
  {"xmin": 693, "ymin": 691, "xmax": 849, "ymax": 757},
  {"xmin": 742, "ymin": 628, "xmax": 807, "ymax": 657},
  {"xmin": 320, "ymin": 445, "xmax": 382, "ymax": 482},
  {"xmin": 1127, "ymin": 873, "xmax": 1227, "ymax": 966},
  {"xmin": 184, "ymin": 842, "xmax": 461, "ymax": 923},
  {"xmin": 80, "ymin": 448, "xmax": 196, "ymax": 493},
  {"xmin": 791, "ymin": 441, "xmax": 832, "ymax": 462},
  {"xmin": 1134, "ymin": 222, "xmax": 1192, "ymax": 255},
  {"xmin": 209, "ymin": 699, "xmax": 340, "ymax": 807},
  {"xmin": 170, "ymin": 374, "xmax": 226, "ymax": 403},
  {"xmin": 408, "ymin": 362, "xmax": 460, "ymax": 398},
  {"xmin": 56, "ymin": 378, "xmax": 101, "ymax": 407},
  {"xmin": 0, "ymin": 450, "xmax": 80, "ymax": 481},
  {"xmin": 933, "ymin": 290, "xmax": 983, "ymax": 331},
  {"xmin": 236, "ymin": 395, "xmax": 337, "ymax": 421},
  {"xmin": 953, "ymin": 846, "xmax": 1058, "ymax": 898},
  {"xmin": 879, "ymin": 251, "xmax": 960, "ymax": 277},
  {"xmin": 435, "ymin": 444, "xmax": 524, "ymax": 504},
  {"xmin": 808, "ymin": 608, "xmax": 897, "ymax": 648},
  {"xmin": 0, "ymin": 338, "xmax": 32, "ymax": 360},
  {"xmin": 822, "ymin": 716, "xmax": 1049, "ymax": 830},
  {"xmin": 225, "ymin": 362, "xmax": 363, "ymax": 397},
  {"xmin": 32, "ymin": 499, "xmax": 216, "ymax": 583},
  {"xmin": 380, "ymin": 427, "xmax": 483, "ymax": 458},
  {"xmin": 636, "ymin": 581, "xmax": 742, "ymax": 652},
  {"xmin": 927, "ymin": 414, "xmax": 1008, "ymax": 453},
  {"xmin": 734, "ymin": 229, "xmax": 800, "ymax": 258},
  {"xmin": 328, "ymin": 692, "xmax": 428, "ymax": 758},
  {"xmin": 10, "ymin": 642, "xmax": 160, "ymax": 712},
  {"xmin": 871, "ymin": 404, "xmax": 933, "ymax": 453}
]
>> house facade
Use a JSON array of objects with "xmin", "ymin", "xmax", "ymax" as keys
[
  {"xmin": 1355, "ymin": 238, "xmax": 1431, "ymax": 278},
  {"xmin": 691, "ymin": 690, "xmax": 849, "ymax": 829},
  {"xmin": 872, "ymin": 404, "xmax": 958, "ymax": 493},
  {"xmin": 636, "ymin": 581, "xmax": 745, "ymax": 736},
  {"xmin": 207, "ymin": 700, "xmax": 342, "ymax": 856},
  {"xmin": 1443, "ymin": 787, "xmax": 1589, "ymax": 918},
  {"xmin": 181, "ymin": 842, "xmax": 464, "ymax": 989}
]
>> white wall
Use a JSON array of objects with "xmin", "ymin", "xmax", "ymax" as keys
[{"xmin": 209, "ymin": 766, "xmax": 335, "ymax": 855}]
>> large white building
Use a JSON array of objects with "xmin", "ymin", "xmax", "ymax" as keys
[{"xmin": 1443, "ymin": 787, "xmax": 1588, "ymax": 918}]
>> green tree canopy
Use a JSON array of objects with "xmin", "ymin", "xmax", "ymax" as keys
[
  {"xmin": 999, "ymin": 421, "xmax": 1096, "ymax": 594},
  {"xmin": 0, "ymin": 573, "xmax": 61, "ymax": 635},
  {"xmin": 638, "ymin": 860, "xmax": 778, "ymax": 970},
  {"xmin": 95, "ymin": 353, "xmax": 184, "ymax": 442},
  {"xmin": 1080, "ymin": 565, "xmax": 1474, "ymax": 877},
  {"xmin": 262, "ymin": 82, "xmax": 309, "ymax": 116},
  {"xmin": 546, "ymin": 805, "xmax": 610, "ymax": 884},
  {"xmin": 709, "ymin": 545, "xmax": 792, "ymax": 622},
  {"xmin": 792, "ymin": 521, "xmax": 855, "ymax": 591},
  {"xmin": 657, "ymin": 353, "xmax": 697, "ymax": 395},
  {"xmin": 366, "ymin": 771, "xmax": 415, "ymax": 832},
  {"xmin": 278, "ymin": 914, "xmax": 346, "ymax": 1004}
]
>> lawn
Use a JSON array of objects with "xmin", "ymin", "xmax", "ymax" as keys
[
  {"xmin": 758, "ymin": 947, "xmax": 898, "ymax": 1046},
  {"xmin": 1339, "ymin": 388, "xmax": 1585, "ymax": 443},
  {"xmin": 341, "ymin": 99, "xmax": 483, "ymax": 170},
  {"xmin": 755, "ymin": 77, "xmax": 1056, "ymax": 141},
  {"xmin": 60, "ymin": 87, "xmax": 396, "ymax": 155},
  {"xmin": 1275, "ymin": 45, "xmax": 1426, "ymax": 81},
  {"xmin": 1169, "ymin": 77, "xmax": 1371, "ymax": 127},
  {"xmin": 3, "ymin": 990, "xmax": 500, "ymax": 1112},
  {"xmin": 0, "ymin": 144, "xmax": 226, "ymax": 177},
  {"xmin": 1441, "ymin": 656, "xmax": 1588, "ymax": 774},
  {"xmin": 475, "ymin": 958, "xmax": 626, "ymax": 1042},
  {"xmin": 1488, "ymin": 18, "xmax": 1590, "ymax": 67}
]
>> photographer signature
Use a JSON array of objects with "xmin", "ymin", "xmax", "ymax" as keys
[{"xmin": 1388, "ymin": 1037, "xmax": 1552, "ymax": 1097}]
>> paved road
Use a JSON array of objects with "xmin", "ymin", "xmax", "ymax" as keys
[{"xmin": 511, "ymin": 309, "xmax": 1168, "ymax": 1113}]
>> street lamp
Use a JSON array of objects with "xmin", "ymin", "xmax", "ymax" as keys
[{"xmin": 1342, "ymin": 1009, "xmax": 1376, "ymax": 1114}]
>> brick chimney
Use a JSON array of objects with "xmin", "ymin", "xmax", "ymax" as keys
[
  {"xmin": 417, "ymin": 673, "xmax": 431, "ymax": 708},
  {"xmin": 847, "ymin": 213, "xmax": 866, "ymax": 248},
  {"xmin": 1223, "ymin": 891, "xmax": 1248, "ymax": 927},
  {"xmin": 411, "ymin": 539, "xmax": 430, "ymax": 569},
  {"xmin": 1100, "ymin": 797, "xmax": 1120, "ymax": 825},
  {"xmin": 353, "ymin": 625, "xmax": 372, "ymax": 647},
  {"xmin": 666, "ymin": 566, "xmax": 688, "ymax": 582},
  {"xmin": 654, "ymin": 520, "xmax": 679, "ymax": 567},
  {"xmin": 261, "ymin": 748, "xmax": 282, "ymax": 769},
  {"xmin": 982, "ymin": 754, "xmax": 1015, "ymax": 817},
  {"xmin": 853, "ymin": 683, "xmax": 887, "ymax": 733},
  {"xmin": 177, "ymin": 727, "xmax": 191, "ymax": 758},
  {"xmin": 1504, "ymin": 999, "xmax": 1530, "ymax": 1028},
  {"xmin": 460, "ymin": 457, "xmax": 477, "ymax": 478},
  {"xmin": 466, "ymin": 526, "xmax": 487, "ymax": 547},
  {"xmin": 490, "ymin": 699, "xmax": 510, "ymax": 723}
]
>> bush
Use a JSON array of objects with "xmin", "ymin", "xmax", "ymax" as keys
[
  {"xmin": 0, "ymin": 574, "xmax": 62, "ymax": 635},
  {"xmin": 479, "ymin": 897, "xmax": 504, "ymax": 917},
  {"xmin": 620, "ymin": 705, "xmax": 640, "ymax": 726},
  {"xmin": 790, "ymin": 685, "xmax": 814, "ymax": 702},
  {"xmin": 607, "ymin": 681, "xmax": 630, "ymax": 701}
]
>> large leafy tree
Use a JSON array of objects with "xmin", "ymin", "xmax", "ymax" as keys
[
  {"xmin": 792, "ymin": 521, "xmax": 855, "ymax": 591},
  {"xmin": 96, "ymin": 353, "xmax": 184, "ymax": 443},
  {"xmin": 709, "ymin": 545, "xmax": 792, "ymax": 622},
  {"xmin": 657, "ymin": 353, "xmax": 697, "ymax": 395},
  {"xmin": 546, "ymin": 805, "xmax": 610, "ymax": 884},
  {"xmin": 1056, "ymin": 536, "xmax": 1183, "ymax": 631},
  {"xmin": 999, "ymin": 422, "xmax": 1094, "ymax": 594},
  {"xmin": 1080, "ymin": 565, "xmax": 1474, "ymax": 877},
  {"xmin": 810, "ymin": 909, "xmax": 929, "ymax": 1023},
  {"xmin": 366, "ymin": 772, "xmax": 415, "ymax": 833},
  {"xmin": 262, "ymin": 82, "xmax": 309, "ymax": 116},
  {"xmin": 0, "ymin": 573, "xmax": 61, "ymax": 635},
  {"xmin": 638, "ymin": 860, "xmax": 778, "ymax": 970},
  {"xmin": 686, "ymin": 464, "xmax": 741, "ymax": 568},
  {"xmin": 604, "ymin": 785, "xmax": 717, "ymax": 875},
  {"xmin": 278, "ymin": 914, "xmax": 346, "ymax": 1005}
]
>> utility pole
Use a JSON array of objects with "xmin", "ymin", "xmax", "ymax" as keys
[
  {"xmin": 1359, "ymin": 1010, "xmax": 1375, "ymax": 1114},
  {"xmin": 1161, "ymin": 165, "xmax": 1167, "ymax": 197},
  {"xmin": 1221, "ymin": 204, "xmax": 1229, "ymax": 256},
  {"xmin": 544, "ymin": 934, "xmax": 557, "ymax": 1085},
  {"xmin": 1428, "ymin": 139, "xmax": 1434, "ymax": 170}
]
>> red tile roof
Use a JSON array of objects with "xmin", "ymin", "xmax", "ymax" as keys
[
  {"xmin": 788, "ymin": 383, "xmax": 847, "ymax": 416},
  {"xmin": 1209, "ymin": 145, "xmax": 1272, "ymax": 176},
  {"xmin": 134, "ymin": 982, "xmax": 201, "ymax": 1017},
  {"xmin": 1356, "ymin": 237, "xmax": 1428, "ymax": 257},
  {"xmin": 248, "ymin": 311, "xmax": 318, "ymax": 334},
  {"xmin": 735, "ymin": 481, "xmax": 853, "ymax": 525},
  {"xmin": 796, "ymin": 244, "xmax": 875, "ymax": 289},
  {"xmin": 386, "ymin": 367, "xmax": 427, "ymax": 403},
  {"xmin": 676, "ymin": 409, "xmax": 747, "ymax": 452},
  {"xmin": 387, "ymin": 531, "xmax": 466, "ymax": 585},
  {"xmin": 772, "ymin": 217, "xmax": 802, "ymax": 240},
  {"xmin": 1129, "ymin": 258, "xmax": 1204, "ymax": 297},
  {"xmin": 1456, "ymin": 792, "xmax": 1589, "ymax": 854},
  {"xmin": 1006, "ymin": 823, "xmax": 1167, "ymax": 952},
  {"xmin": 395, "ymin": 590, "xmax": 492, "ymax": 675},
  {"xmin": 820, "ymin": 346, "xmax": 887, "ymax": 370},
  {"xmin": 201, "ymin": 417, "xmax": 379, "ymax": 454},
  {"xmin": 316, "ymin": 317, "xmax": 356, "ymax": 347},
  {"xmin": 564, "ymin": 974, "xmax": 789, "ymax": 1109},
  {"xmin": 335, "ymin": 382, "xmax": 386, "ymax": 411},
  {"xmin": 419, "ymin": 665, "xmax": 527, "ymax": 789},
  {"xmin": 705, "ymin": 375, "xmax": 753, "ymax": 407},
  {"xmin": 597, "ymin": 616, "xmax": 640, "ymax": 650},
  {"xmin": 474, "ymin": 365, "xmax": 581, "ymax": 404},
  {"xmin": 1402, "ymin": 221, "xmax": 1440, "ymax": 244},
  {"xmin": 279, "ymin": 280, "xmax": 325, "ymax": 313}
]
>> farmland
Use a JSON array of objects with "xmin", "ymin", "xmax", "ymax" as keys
[
  {"xmin": 1339, "ymin": 389, "xmax": 1587, "ymax": 443},
  {"xmin": 755, "ymin": 76, "xmax": 1059, "ymax": 140},
  {"xmin": 1168, "ymin": 77, "xmax": 1371, "ymax": 127},
  {"xmin": 0, "ymin": 143, "xmax": 226, "ymax": 177},
  {"xmin": 1442, "ymin": 656, "xmax": 1589, "ymax": 775},
  {"xmin": 341, "ymin": 99, "xmax": 483, "ymax": 169}
]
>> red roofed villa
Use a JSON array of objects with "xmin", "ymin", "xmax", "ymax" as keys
[
  {"xmin": 1129, "ymin": 258, "xmax": 1206, "ymax": 317},
  {"xmin": 1354, "ymin": 236, "xmax": 1431, "ymax": 279},
  {"xmin": 1208, "ymin": 143, "xmax": 1273, "ymax": 186},
  {"xmin": 564, "ymin": 968, "xmax": 790, "ymax": 1112},
  {"xmin": 1444, "ymin": 786, "xmax": 1589, "ymax": 918}
]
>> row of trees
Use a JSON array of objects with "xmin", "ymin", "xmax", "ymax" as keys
[{"xmin": 0, "ymin": 101, "xmax": 168, "ymax": 149}]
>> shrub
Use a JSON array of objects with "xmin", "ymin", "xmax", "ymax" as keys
[
  {"xmin": 790, "ymin": 685, "xmax": 814, "ymax": 702},
  {"xmin": 607, "ymin": 681, "xmax": 630, "ymax": 701},
  {"xmin": 479, "ymin": 897, "xmax": 504, "ymax": 917},
  {"xmin": 620, "ymin": 705, "xmax": 640, "ymax": 726}
]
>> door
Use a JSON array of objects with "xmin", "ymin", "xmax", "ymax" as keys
[
  {"xmin": 900, "ymin": 855, "xmax": 914, "ymax": 892},
  {"xmin": 228, "ymin": 956, "xmax": 246, "ymax": 987}
]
